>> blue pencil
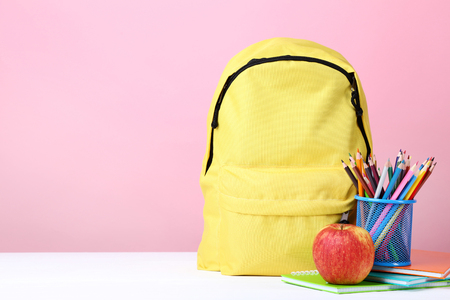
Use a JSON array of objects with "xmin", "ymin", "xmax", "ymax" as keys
[
  {"xmin": 372, "ymin": 204, "xmax": 400, "ymax": 242},
  {"xmin": 379, "ymin": 171, "xmax": 419, "ymax": 259},
  {"xmin": 372, "ymin": 164, "xmax": 418, "ymax": 254},
  {"xmin": 419, "ymin": 158, "xmax": 428, "ymax": 171},
  {"xmin": 393, "ymin": 149, "xmax": 401, "ymax": 174},
  {"xmin": 382, "ymin": 160, "xmax": 405, "ymax": 199},
  {"xmin": 398, "ymin": 169, "xmax": 420, "ymax": 200},
  {"xmin": 364, "ymin": 161, "xmax": 389, "ymax": 232},
  {"xmin": 368, "ymin": 161, "xmax": 406, "ymax": 237}
]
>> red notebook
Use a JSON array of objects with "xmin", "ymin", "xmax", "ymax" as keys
[{"xmin": 372, "ymin": 249, "xmax": 450, "ymax": 279}]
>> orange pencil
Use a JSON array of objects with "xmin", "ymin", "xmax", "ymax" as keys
[{"xmin": 356, "ymin": 150, "xmax": 364, "ymax": 197}]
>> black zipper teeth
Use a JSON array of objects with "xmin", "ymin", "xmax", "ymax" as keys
[
  {"xmin": 205, "ymin": 55, "xmax": 365, "ymax": 175},
  {"xmin": 211, "ymin": 55, "xmax": 353, "ymax": 129}
]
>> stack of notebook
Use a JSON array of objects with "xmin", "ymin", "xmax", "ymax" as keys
[{"xmin": 281, "ymin": 249, "xmax": 450, "ymax": 294}]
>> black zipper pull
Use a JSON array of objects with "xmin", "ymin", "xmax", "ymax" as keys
[
  {"xmin": 338, "ymin": 210, "xmax": 351, "ymax": 224},
  {"xmin": 350, "ymin": 74, "xmax": 371, "ymax": 161},
  {"xmin": 350, "ymin": 75, "xmax": 363, "ymax": 117}
]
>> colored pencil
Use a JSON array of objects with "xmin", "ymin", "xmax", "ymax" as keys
[
  {"xmin": 370, "ymin": 204, "xmax": 393, "ymax": 236},
  {"xmin": 374, "ymin": 167, "xmax": 419, "ymax": 249},
  {"xmin": 372, "ymin": 202, "xmax": 402, "ymax": 242},
  {"xmin": 390, "ymin": 162, "xmax": 418, "ymax": 200},
  {"xmin": 364, "ymin": 162, "xmax": 378, "ymax": 193},
  {"xmin": 363, "ymin": 173, "xmax": 375, "ymax": 196},
  {"xmin": 348, "ymin": 156, "xmax": 360, "ymax": 186},
  {"xmin": 349, "ymin": 159, "xmax": 374, "ymax": 198},
  {"xmin": 374, "ymin": 204, "xmax": 405, "ymax": 250},
  {"xmin": 387, "ymin": 159, "xmax": 393, "ymax": 182},
  {"xmin": 346, "ymin": 150, "xmax": 436, "ymax": 264},
  {"xmin": 418, "ymin": 158, "xmax": 428, "ymax": 171},
  {"xmin": 368, "ymin": 157, "xmax": 380, "ymax": 185},
  {"xmin": 404, "ymin": 160, "xmax": 431, "ymax": 200},
  {"xmin": 374, "ymin": 161, "xmax": 389, "ymax": 199},
  {"xmin": 364, "ymin": 162, "xmax": 389, "ymax": 231},
  {"xmin": 382, "ymin": 161, "xmax": 405, "ymax": 199},
  {"xmin": 350, "ymin": 155, "xmax": 369, "ymax": 197},
  {"xmin": 359, "ymin": 200, "xmax": 366, "ymax": 228},
  {"xmin": 393, "ymin": 149, "xmax": 401, "ymax": 174},
  {"xmin": 378, "ymin": 160, "xmax": 433, "ymax": 254},
  {"xmin": 356, "ymin": 150, "xmax": 364, "ymax": 197},
  {"xmin": 342, "ymin": 160, "xmax": 358, "ymax": 192},
  {"xmin": 376, "ymin": 169, "xmax": 420, "ymax": 249},
  {"xmin": 409, "ymin": 162, "xmax": 436, "ymax": 200},
  {"xmin": 369, "ymin": 161, "xmax": 405, "ymax": 235},
  {"xmin": 369, "ymin": 157, "xmax": 384, "ymax": 197},
  {"xmin": 394, "ymin": 152, "xmax": 404, "ymax": 189},
  {"xmin": 404, "ymin": 157, "xmax": 410, "ymax": 175},
  {"xmin": 398, "ymin": 169, "xmax": 420, "ymax": 200}
]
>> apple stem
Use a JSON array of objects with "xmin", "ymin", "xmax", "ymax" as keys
[{"xmin": 340, "ymin": 224, "xmax": 344, "ymax": 230}]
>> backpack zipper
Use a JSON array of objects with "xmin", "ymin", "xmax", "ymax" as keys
[{"xmin": 205, "ymin": 55, "xmax": 371, "ymax": 174}]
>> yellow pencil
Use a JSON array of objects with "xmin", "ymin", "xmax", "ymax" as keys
[
  {"xmin": 410, "ymin": 162, "xmax": 436, "ymax": 199},
  {"xmin": 404, "ymin": 160, "xmax": 431, "ymax": 200}
]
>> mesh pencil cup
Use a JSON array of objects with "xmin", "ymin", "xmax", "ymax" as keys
[{"xmin": 355, "ymin": 195, "xmax": 416, "ymax": 267}]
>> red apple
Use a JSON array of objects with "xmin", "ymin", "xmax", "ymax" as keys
[{"xmin": 312, "ymin": 223, "xmax": 374, "ymax": 285}]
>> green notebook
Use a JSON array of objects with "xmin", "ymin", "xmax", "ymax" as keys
[{"xmin": 281, "ymin": 273, "xmax": 450, "ymax": 294}]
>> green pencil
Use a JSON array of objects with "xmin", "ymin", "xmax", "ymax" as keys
[{"xmin": 387, "ymin": 159, "xmax": 393, "ymax": 181}]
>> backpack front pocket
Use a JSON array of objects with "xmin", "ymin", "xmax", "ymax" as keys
[{"xmin": 218, "ymin": 165, "xmax": 355, "ymax": 275}]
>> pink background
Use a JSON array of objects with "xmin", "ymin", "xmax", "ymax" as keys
[{"xmin": 1, "ymin": 1, "xmax": 449, "ymax": 252}]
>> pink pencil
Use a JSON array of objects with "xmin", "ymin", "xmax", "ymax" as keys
[
  {"xmin": 390, "ymin": 162, "xmax": 418, "ymax": 200},
  {"xmin": 377, "ymin": 209, "xmax": 404, "ymax": 254}
]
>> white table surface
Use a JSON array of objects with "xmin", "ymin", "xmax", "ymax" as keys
[{"xmin": 0, "ymin": 252, "xmax": 449, "ymax": 299}]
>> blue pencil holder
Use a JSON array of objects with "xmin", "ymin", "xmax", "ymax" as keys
[{"xmin": 355, "ymin": 195, "xmax": 416, "ymax": 267}]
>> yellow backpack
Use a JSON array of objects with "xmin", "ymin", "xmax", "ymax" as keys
[{"xmin": 198, "ymin": 38, "xmax": 373, "ymax": 276}]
